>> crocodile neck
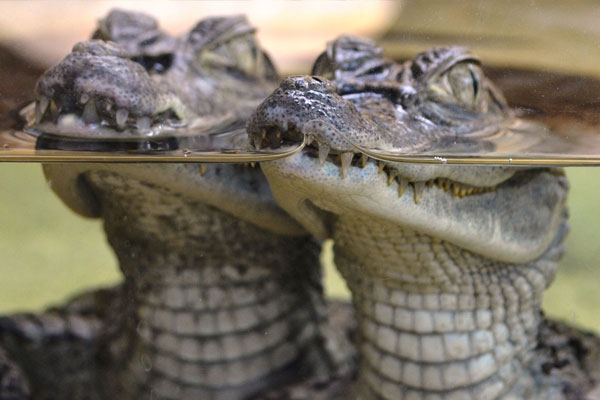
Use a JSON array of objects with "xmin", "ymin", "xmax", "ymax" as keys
[
  {"xmin": 85, "ymin": 170, "xmax": 327, "ymax": 400},
  {"xmin": 332, "ymin": 214, "xmax": 566, "ymax": 400}
]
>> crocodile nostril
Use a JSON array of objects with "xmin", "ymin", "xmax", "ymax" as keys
[{"xmin": 294, "ymin": 79, "xmax": 308, "ymax": 90}]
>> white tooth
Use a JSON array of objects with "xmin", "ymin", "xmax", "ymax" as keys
[
  {"xmin": 250, "ymin": 162, "xmax": 256, "ymax": 168},
  {"xmin": 253, "ymin": 136, "xmax": 262, "ymax": 149},
  {"xmin": 397, "ymin": 178, "xmax": 408, "ymax": 198},
  {"xmin": 35, "ymin": 96, "xmax": 50, "ymax": 123},
  {"xmin": 318, "ymin": 143, "xmax": 330, "ymax": 166},
  {"xmin": 116, "ymin": 109, "xmax": 128, "ymax": 130},
  {"xmin": 387, "ymin": 170, "xmax": 398, "ymax": 186},
  {"xmin": 413, "ymin": 182, "xmax": 425, "ymax": 204},
  {"xmin": 80, "ymin": 94, "xmax": 89, "ymax": 104},
  {"xmin": 378, "ymin": 161, "xmax": 385, "ymax": 174},
  {"xmin": 340, "ymin": 152, "xmax": 353, "ymax": 179},
  {"xmin": 82, "ymin": 99, "xmax": 100, "ymax": 124},
  {"xmin": 360, "ymin": 153, "xmax": 368, "ymax": 168},
  {"xmin": 306, "ymin": 135, "xmax": 314, "ymax": 145},
  {"xmin": 137, "ymin": 116, "xmax": 151, "ymax": 132}
]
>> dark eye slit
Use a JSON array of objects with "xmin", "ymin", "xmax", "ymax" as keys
[{"xmin": 470, "ymin": 68, "xmax": 479, "ymax": 97}]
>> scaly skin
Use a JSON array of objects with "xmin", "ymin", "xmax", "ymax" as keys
[
  {"xmin": 2, "ymin": 10, "xmax": 338, "ymax": 400},
  {"xmin": 247, "ymin": 36, "xmax": 571, "ymax": 399}
]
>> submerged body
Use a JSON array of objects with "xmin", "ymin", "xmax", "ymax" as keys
[
  {"xmin": 2, "ymin": 10, "xmax": 340, "ymax": 399},
  {"xmin": 247, "ymin": 36, "xmax": 573, "ymax": 399}
]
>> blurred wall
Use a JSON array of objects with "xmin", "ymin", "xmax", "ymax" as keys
[{"xmin": 0, "ymin": 0, "xmax": 398, "ymax": 73}]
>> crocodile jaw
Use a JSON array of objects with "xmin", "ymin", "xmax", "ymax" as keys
[
  {"xmin": 261, "ymin": 151, "xmax": 568, "ymax": 264},
  {"xmin": 44, "ymin": 163, "xmax": 306, "ymax": 236}
]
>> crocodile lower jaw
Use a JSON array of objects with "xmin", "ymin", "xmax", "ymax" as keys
[{"xmin": 261, "ymin": 150, "xmax": 568, "ymax": 264}]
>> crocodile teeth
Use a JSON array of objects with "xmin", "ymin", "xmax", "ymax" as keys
[
  {"xmin": 452, "ymin": 183, "xmax": 460, "ymax": 197},
  {"xmin": 274, "ymin": 129, "xmax": 282, "ymax": 142},
  {"xmin": 387, "ymin": 170, "xmax": 398, "ymax": 186},
  {"xmin": 199, "ymin": 164, "xmax": 207, "ymax": 176},
  {"xmin": 412, "ymin": 182, "xmax": 425, "ymax": 204},
  {"xmin": 443, "ymin": 180, "xmax": 451, "ymax": 192},
  {"xmin": 360, "ymin": 153, "xmax": 368, "ymax": 168},
  {"xmin": 250, "ymin": 162, "xmax": 256, "ymax": 168},
  {"xmin": 116, "ymin": 109, "xmax": 128, "ymax": 130},
  {"xmin": 137, "ymin": 116, "xmax": 151, "ymax": 132},
  {"xmin": 378, "ymin": 161, "xmax": 385, "ymax": 174},
  {"xmin": 339, "ymin": 152, "xmax": 353, "ymax": 179},
  {"xmin": 254, "ymin": 131, "xmax": 265, "ymax": 149},
  {"xmin": 306, "ymin": 135, "xmax": 314, "ymax": 145},
  {"xmin": 35, "ymin": 96, "xmax": 49, "ymax": 123},
  {"xmin": 82, "ymin": 99, "xmax": 100, "ymax": 124},
  {"xmin": 397, "ymin": 178, "xmax": 408, "ymax": 198},
  {"xmin": 318, "ymin": 143, "xmax": 330, "ymax": 167},
  {"xmin": 79, "ymin": 94, "xmax": 89, "ymax": 104}
]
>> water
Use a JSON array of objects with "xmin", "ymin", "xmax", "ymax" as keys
[
  {"xmin": 4, "ymin": 101, "xmax": 600, "ymax": 166},
  {"xmin": 0, "ymin": 103, "xmax": 304, "ymax": 163}
]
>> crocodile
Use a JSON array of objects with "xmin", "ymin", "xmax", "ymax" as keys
[
  {"xmin": 1, "ymin": 10, "xmax": 343, "ymax": 399},
  {"xmin": 246, "ymin": 36, "xmax": 585, "ymax": 399}
]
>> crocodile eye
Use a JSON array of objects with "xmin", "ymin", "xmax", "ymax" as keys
[
  {"xmin": 226, "ymin": 36, "xmax": 260, "ymax": 75},
  {"xmin": 199, "ymin": 34, "xmax": 262, "ymax": 77},
  {"xmin": 447, "ymin": 63, "xmax": 480, "ymax": 106},
  {"xmin": 426, "ymin": 62, "xmax": 487, "ymax": 113}
]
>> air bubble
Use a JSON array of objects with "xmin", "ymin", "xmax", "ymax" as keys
[{"xmin": 140, "ymin": 354, "xmax": 153, "ymax": 372}]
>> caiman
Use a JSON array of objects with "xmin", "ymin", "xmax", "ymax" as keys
[
  {"xmin": 0, "ymin": 10, "xmax": 346, "ymax": 400},
  {"xmin": 247, "ymin": 36, "xmax": 600, "ymax": 399}
]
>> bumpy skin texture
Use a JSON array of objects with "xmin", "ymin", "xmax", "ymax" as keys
[
  {"xmin": 247, "ymin": 36, "xmax": 573, "ymax": 399},
  {"xmin": 2, "ymin": 10, "xmax": 338, "ymax": 400}
]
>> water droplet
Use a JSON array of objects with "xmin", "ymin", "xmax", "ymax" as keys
[
  {"xmin": 140, "ymin": 354, "xmax": 153, "ymax": 372},
  {"xmin": 509, "ymin": 158, "xmax": 513, "ymax": 164}
]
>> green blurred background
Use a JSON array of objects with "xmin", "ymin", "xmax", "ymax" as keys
[{"xmin": 0, "ymin": 164, "xmax": 599, "ymax": 334}]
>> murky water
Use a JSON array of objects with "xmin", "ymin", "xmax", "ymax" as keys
[
  {"xmin": 4, "ymin": 102, "xmax": 600, "ymax": 166},
  {"xmin": 0, "ymin": 104, "xmax": 304, "ymax": 163}
]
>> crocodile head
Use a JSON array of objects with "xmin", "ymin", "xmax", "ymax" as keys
[
  {"xmin": 247, "ymin": 36, "xmax": 569, "ymax": 263},
  {"xmin": 34, "ymin": 10, "xmax": 277, "ymax": 134},
  {"xmin": 39, "ymin": 10, "xmax": 302, "ymax": 235}
]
